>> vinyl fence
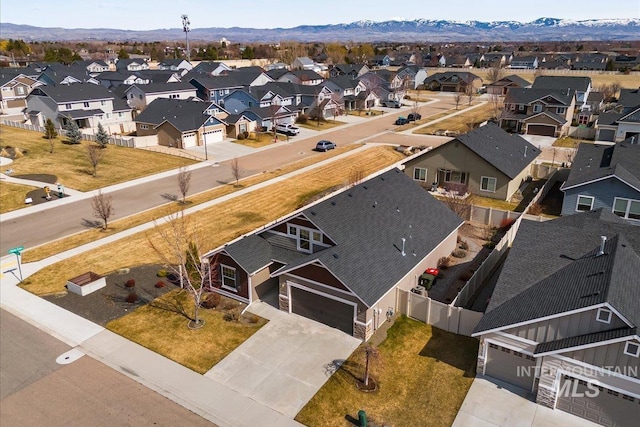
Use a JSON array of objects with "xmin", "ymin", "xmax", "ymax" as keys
[{"xmin": 2, "ymin": 120, "xmax": 136, "ymax": 148}]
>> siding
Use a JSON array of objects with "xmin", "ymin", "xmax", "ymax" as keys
[
  {"xmin": 561, "ymin": 177, "xmax": 640, "ymax": 217},
  {"xmin": 210, "ymin": 252, "xmax": 249, "ymax": 300},
  {"xmin": 564, "ymin": 340, "xmax": 640, "ymax": 378},
  {"xmin": 286, "ymin": 263, "xmax": 350, "ymax": 292}
]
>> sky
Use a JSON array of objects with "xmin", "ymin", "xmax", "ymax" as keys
[{"xmin": 1, "ymin": 0, "xmax": 639, "ymax": 30}]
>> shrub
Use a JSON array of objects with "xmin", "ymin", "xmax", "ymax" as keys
[
  {"xmin": 242, "ymin": 131, "xmax": 249, "ymax": 138},
  {"xmin": 220, "ymin": 299, "xmax": 237, "ymax": 311},
  {"xmin": 244, "ymin": 313, "xmax": 259, "ymax": 324},
  {"xmin": 224, "ymin": 308, "xmax": 241, "ymax": 322},
  {"xmin": 156, "ymin": 269, "xmax": 167, "ymax": 277},
  {"xmin": 125, "ymin": 279, "xmax": 136, "ymax": 288},
  {"xmin": 201, "ymin": 292, "xmax": 221, "ymax": 309},
  {"xmin": 452, "ymin": 249, "xmax": 467, "ymax": 258},
  {"xmin": 154, "ymin": 281, "xmax": 165, "ymax": 288},
  {"xmin": 125, "ymin": 292, "xmax": 138, "ymax": 303},
  {"xmin": 438, "ymin": 256, "xmax": 451, "ymax": 269},
  {"xmin": 458, "ymin": 240, "xmax": 469, "ymax": 250},
  {"xmin": 527, "ymin": 203, "xmax": 543, "ymax": 216},
  {"xmin": 237, "ymin": 133, "xmax": 245, "ymax": 140},
  {"xmin": 484, "ymin": 241, "xmax": 497, "ymax": 249}
]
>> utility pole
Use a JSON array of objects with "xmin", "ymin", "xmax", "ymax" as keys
[{"xmin": 182, "ymin": 14, "xmax": 191, "ymax": 62}]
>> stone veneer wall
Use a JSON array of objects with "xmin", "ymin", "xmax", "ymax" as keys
[
  {"xmin": 279, "ymin": 294, "xmax": 289, "ymax": 312},
  {"xmin": 476, "ymin": 341, "xmax": 486, "ymax": 374},
  {"xmin": 536, "ymin": 386, "xmax": 556, "ymax": 409}
]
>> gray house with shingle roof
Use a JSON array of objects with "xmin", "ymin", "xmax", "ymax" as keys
[
  {"xmin": 403, "ymin": 123, "xmax": 540, "ymax": 201},
  {"xmin": 501, "ymin": 87, "xmax": 576, "ymax": 137},
  {"xmin": 204, "ymin": 168, "xmax": 463, "ymax": 340},
  {"xmin": 560, "ymin": 140, "xmax": 640, "ymax": 222},
  {"xmin": 472, "ymin": 209, "xmax": 640, "ymax": 426}
]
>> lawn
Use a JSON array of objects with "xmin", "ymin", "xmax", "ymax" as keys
[
  {"xmin": 234, "ymin": 132, "xmax": 287, "ymax": 148},
  {"xmin": 20, "ymin": 146, "xmax": 405, "ymax": 296},
  {"xmin": 413, "ymin": 104, "xmax": 494, "ymax": 135},
  {"xmin": 298, "ymin": 119, "xmax": 347, "ymax": 131},
  {"xmin": 0, "ymin": 125, "xmax": 196, "ymax": 191},
  {"xmin": 295, "ymin": 316, "xmax": 478, "ymax": 427},
  {"xmin": 553, "ymin": 136, "xmax": 591, "ymax": 148},
  {"xmin": 345, "ymin": 109, "xmax": 385, "ymax": 117},
  {"xmin": 0, "ymin": 181, "xmax": 39, "ymax": 213},
  {"xmin": 22, "ymin": 144, "xmax": 363, "ymax": 263},
  {"xmin": 107, "ymin": 290, "xmax": 267, "ymax": 374}
]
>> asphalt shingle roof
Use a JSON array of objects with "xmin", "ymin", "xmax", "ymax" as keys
[
  {"xmin": 221, "ymin": 169, "xmax": 464, "ymax": 307},
  {"xmin": 504, "ymin": 87, "xmax": 574, "ymax": 106},
  {"xmin": 134, "ymin": 98, "xmax": 216, "ymax": 131},
  {"xmin": 127, "ymin": 82, "xmax": 196, "ymax": 94},
  {"xmin": 473, "ymin": 209, "xmax": 640, "ymax": 335},
  {"xmin": 561, "ymin": 141, "xmax": 640, "ymax": 191},
  {"xmin": 31, "ymin": 83, "xmax": 115, "ymax": 103},
  {"xmin": 532, "ymin": 76, "xmax": 591, "ymax": 93},
  {"xmin": 534, "ymin": 327, "xmax": 637, "ymax": 355}
]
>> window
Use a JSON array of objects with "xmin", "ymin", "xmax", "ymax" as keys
[
  {"xmin": 101, "ymin": 100, "xmax": 106, "ymax": 106},
  {"xmin": 106, "ymin": 113, "xmax": 111, "ymax": 119},
  {"xmin": 613, "ymin": 198, "xmax": 640, "ymax": 220},
  {"xmin": 413, "ymin": 167, "xmax": 427, "ymax": 182},
  {"xmin": 510, "ymin": 103, "xmax": 516, "ymax": 111},
  {"xmin": 444, "ymin": 170, "xmax": 466, "ymax": 184},
  {"xmin": 517, "ymin": 104, "xmax": 526, "ymax": 112},
  {"xmin": 221, "ymin": 265, "xmax": 237, "ymax": 291},
  {"xmin": 83, "ymin": 102, "xmax": 90, "ymax": 108},
  {"xmin": 624, "ymin": 342, "xmax": 640, "ymax": 357},
  {"xmin": 298, "ymin": 229, "xmax": 311, "ymax": 252},
  {"xmin": 533, "ymin": 104, "xmax": 543, "ymax": 113},
  {"xmin": 312, "ymin": 231, "xmax": 322, "ymax": 243},
  {"xmin": 287, "ymin": 224, "xmax": 297, "ymax": 236},
  {"xmin": 140, "ymin": 124, "xmax": 149, "ymax": 130},
  {"xmin": 130, "ymin": 93, "xmax": 134, "ymax": 99},
  {"xmin": 118, "ymin": 112, "xmax": 123, "ymax": 118},
  {"xmin": 65, "ymin": 103, "xmax": 72, "ymax": 110},
  {"xmin": 219, "ymin": 90, "xmax": 224, "ymax": 96},
  {"xmin": 556, "ymin": 107, "xmax": 567, "ymax": 115},
  {"xmin": 578, "ymin": 114, "xmax": 589, "ymax": 125},
  {"xmin": 596, "ymin": 308, "xmax": 612, "ymax": 324},
  {"xmin": 576, "ymin": 195, "xmax": 594, "ymax": 212},
  {"xmin": 480, "ymin": 176, "xmax": 497, "ymax": 192},
  {"xmin": 15, "ymin": 86, "xmax": 25, "ymax": 95}
]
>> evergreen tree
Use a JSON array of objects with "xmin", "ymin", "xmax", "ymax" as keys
[
  {"xmin": 44, "ymin": 118, "xmax": 58, "ymax": 154},
  {"xmin": 95, "ymin": 123, "xmax": 109, "ymax": 148},
  {"xmin": 65, "ymin": 120, "xmax": 81, "ymax": 144}
]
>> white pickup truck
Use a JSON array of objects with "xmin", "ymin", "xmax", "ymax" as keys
[{"xmin": 273, "ymin": 123, "xmax": 300, "ymax": 136}]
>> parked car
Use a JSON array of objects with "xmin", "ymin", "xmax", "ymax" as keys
[
  {"xmin": 273, "ymin": 123, "xmax": 300, "ymax": 136},
  {"xmin": 407, "ymin": 113, "xmax": 422, "ymax": 121},
  {"xmin": 395, "ymin": 117, "xmax": 409, "ymax": 125},
  {"xmin": 315, "ymin": 140, "xmax": 336, "ymax": 152},
  {"xmin": 383, "ymin": 100, "xmax": 401, "ymax": 108}
]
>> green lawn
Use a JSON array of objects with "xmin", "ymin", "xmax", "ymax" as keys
[{"xmin": 296, "ymin": 316, "xmax": 478, "ymax": 427}]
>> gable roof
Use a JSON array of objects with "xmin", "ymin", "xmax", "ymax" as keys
[
  {"xmin": 534, "ymin": 327, "xmax": 638, "ymax": 355},
  {"xmin": 134, "ymin": 98, "xmax": 218, "ymax": 131},
  {"xmin": 442, "ymin": 123, "xmax": 540, "ymax": 179},
  {"xmin": 424, "ymin": 71, "xmax": 481, "ymax": 85},
  {"xmin": 30, "ymin": 83, "xmax": 115, "ymax": 103},
  {"xmin": 218, "ymin": 169, "xmax": 463, "ymax": 307},
  {"xmin": 473, "ymin": 209, "xmax": 640, "ymax": 335},
  {"xmin": 618, "ymin": 88, "xmax": 640, "ymax": 109},
  {"xmin": 126, "ymin": 82, "xmax": 196, "ymax": 95},
  {"xmin": 489, "ymin": 74, "xmax": 530, "ymax": 88},
  {"xmin": 532, "ymin": 76, "xmax": 591, "ymax": 92},
  {"xmin": 504, "ymin": 87, "xmax": 574, "ymax": 106},
  {"xmin": 561, "ymin": 141, "xmax": 640, "ymax": 191}
]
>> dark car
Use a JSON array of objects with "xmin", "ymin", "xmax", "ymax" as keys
[
  {"xmin": 407, "ymin": 113, "xmax": 422, "ymax": 121},
  {"xmin": 315, "ymin": 140, "xmax": 336, "ymax": 152},
  {"xmin": 395, "ymin": 117, "xmax": 409, "ymax": 125}
]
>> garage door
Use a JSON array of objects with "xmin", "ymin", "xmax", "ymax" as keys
[
  {"xmin": 597, "ymin": 129, "xmax": 616, "ymax": 142},
  {"xmin": 290, "ymin": 286, "xmax": 354, "ymax": 335},
  {"xmin": 556, "ymin": 376, "xmax": 638, "ymax": 427},
  {"xmin": 527, "ymin": 124, "xmax": 556, "ymax": 136},
  {"xmin": 203, "ymin": 128, "xmax": 224, "ymax": 143},
  {"xmin": 485, "ymin": 343, "xmax": 536, "ymax": 390},
  {"xmin": 182, "ymin": 132, "xmax": 197, "ymax": 148}
]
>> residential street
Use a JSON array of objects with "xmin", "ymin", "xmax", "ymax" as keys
[{"xmin": 0, "ymin": 97, "xmax": 458, "ymax": 253}]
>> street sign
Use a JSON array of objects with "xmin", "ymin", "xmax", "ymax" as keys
[{"xmin": 8, "ymin": 246, "xmax": 24, "ymax": 255}]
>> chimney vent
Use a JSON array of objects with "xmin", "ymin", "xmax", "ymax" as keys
[
  {"xmin": 401, "ymin": 238, "xmax": 406, "ymax": 257},
  {"xmin": 597, "ymin": 236, "xmax": 606, "ymax": 256}
]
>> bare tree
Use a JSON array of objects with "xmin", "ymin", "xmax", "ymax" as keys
[
  {"xmin": 148, "ymin": 211, "xmax": 208, "ymax": 329},
  {"xmin": 86, "ymin": 144, "xmax": 104, "ymax": 177},
  {"xmin": 453, "ymin": 92, "xmax": 462, "ymax": 110},
  {"xmin": 465, "ymin": 84, "xmax": 475, "ymax": 106},
  {"xmin": 92, "ymin": 190, "xmax": 114, "ymax": 230},
  {"xmin": 230, "ymin": 157, "xmax": 242, "ymax": 186},
  {"xmin": 487, "ymin": 64, "xmax": 503, "ymax": 83},
  {"xmin": 410, "ymin": 101, "xmax": 421, "ymax": 119},
  {"xmin": 488, "ymin": 94, "xmax": 505, "ymax": 121},
  {"xmin": 355, "ymin": 342, "xmax": 383, "ymax": 388},
  {"xmin": 177, "ymin": 166, "xmax": 192, "ymax": 204},
  {"xmin": 440, "ymin": 184, "xmax": 474, "ymax": 220},
  {"xmin": 348, "ymin": 166, "xmax": 366, "ymax": 187}
]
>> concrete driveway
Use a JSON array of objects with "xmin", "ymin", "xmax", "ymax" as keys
[
  {"xmin": 453, "ymin": 376, "xmax": 598, "ymax": 427},
  {"xmin": 205, "ymin": 301, "xmax": 360, "ymax": 417}
]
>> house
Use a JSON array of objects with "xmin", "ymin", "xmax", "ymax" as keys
[
  {"xmin": 596, "ymin": 107, "xmax": 640, "ymax": 142},
  {"xmin": 531, "ymin": 76, "xmax": 592, "ymax": 106},
  {"xmin": 204, "ymin": 168, "xmax": 464, "ymax": 340},
  {"xmin": 509, "ymin": 56, "xmax": 539, "ymax": 69},
  {"xmin": 270, "ymin": 69, "xmax": 323, "ymax": 86},
  {"xmin": 134, "ymin": 69, "xmax": 182, "ymax": 84},
  {"xmin": 618, "ymin": 88, "xmax": 640, "ymax": 113},
  {"xmin": 115, "ymin": 58, "xmax": 149, "ymax": 72},
  {"xmin": 134, "ymin": 98, "xmax": 226, "ymax": 148},
  {"xmin": 123, "ymin": 82, "xmax": 198, "ymax": 111},
  {"xmin": 360, "ymin": 69, "xmax": 407, "ymax": 103},
  {"xmin": 0, "ymin": 72, "xmax": 41, "ymax": 116},
  {"xmin": 192, "ymin": 61, "xmax": 233, "ymax": 76},
  {"xmin": 26, "ymin": 83, "xmax": 133, "ymax": 132},
  {"xmin": 423, "ymin": 72, "xmax": 482, "ymax": 93},
  {"xmin": 188, "ymin": 74, "xmax": 245, "ymax": 104},
  {"xmin": 291, "ymin": 57, "xmax": 316, "ymax": 71},
  {"xmin": 500, "ymin": 88, "xmax": 576, "ymax": 137},
  {"xmin": 402, "ymin": 123, "xmax": 540, "ymax": 201},
  {"xmin": 329, "ymin": 64, "xmax": 370, "ymax": 79},
  {"xmin": 157, "ymin": 59, "xmax": 193, "ymax": 73},
  {"xmin": 72, "ymin": 59, "xmax": 110, "ymax": 75},
  {"xmin": 368, "ymin": 54, "xmax": 391, "ymax": 67},
  {"xmin": 391, "ymin": 52, "xmax": 419, "ymax": 66},
  {"xmin": 396, "ymin": 65, "xmax": 428, "ymax": 90},
  {"xmin": 221, "ymin": 89, "xmax": 260, "ymax": 114},
  {"xmin": 485, "ymin": 75, "xmax": 531, "ymax": 96},
  {"xmin": 472, "ymin": 209, "xmax": 640, "ymax": 427},
  {"xmin": 243, "ymin": 105, "xmax": 298, "ymax": 130},
  {"xmin": 222, "ymin": 113, "xmax": 257, "ymax": 138},
  {"xmin": 323, "ymin": 76, "xmax": 367, "ymax": 111},
  {"xmin": 36, "ymin": 63, "xmax": 99, "ymax": 86},
  {"xmin": 560, "ymin": 139, "xmax": 640, "ymax": 222},
  {"xmin": 96, "ymin": 71, "xmax": 150, "ymax": 89},
  {"xmin": 480, "ymin": 53, "xmax": 511, "ymax": 68},
  {"xmin": 264, "ymin": 62, "xmax": 288, "ymax": 71}
]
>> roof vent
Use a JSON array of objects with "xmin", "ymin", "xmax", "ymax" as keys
[
  {"xmin": 331, "ymin": 201, "xmax": 336, "ymax": 206},
  {"xmin": 597, "ymin": 236, "xmax": 606, "ymax": 257},
  {"xmin": 310, "ymin": 210, "xmax": 316, "ymax": 215},
  {"xmin": 364, "ymin": 185, "xmax": 368, "ymax": 189},
  {"xmin": 524, "ymin": 146, "xmax": 527, "ymax": 157},
  {"xmin": 348, "ymin": 193, "xmax": 352, "ymax": 197},
  {"xmin": 333, "ymin": 253, "xmax": 339, "ymax": 259},
  {"xmin": 401, "ymin": 238, "xmax": 406, "ymax": 257},
  {"xmin": 396, "ymin": 206, "xmax": 400, "ymax": 212}
]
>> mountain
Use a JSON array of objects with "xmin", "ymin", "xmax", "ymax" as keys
[{"xmin": 1, "ymin": 18, "xmax": 639, "ymax": 42}]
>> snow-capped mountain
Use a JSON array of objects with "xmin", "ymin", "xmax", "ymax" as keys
[{"xmin": 1, "ymin": 18, "xmax": 638, "ymax": 42}]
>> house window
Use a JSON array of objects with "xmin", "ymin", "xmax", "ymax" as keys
[
  {"xmin": 444, "ymin": 170, "xmax": 466, "ymax": 184},
  {"xmin": 130, "ymin": 94, "xmax": 134, "ymax": 99},
  {"xmin": 533, "ymin": 104, "xmax": 542, "ymax": 113},
  {"xmin": 312, "ymin": 231, "xmax": 322, "ymax": 243},
  {"xmin": 624, "ymin": 342, "xmax": 640, "ymax": 357},
  {"xmin": 596, "ymin": 308, "xmax": 612, "ymax": 324},
  {"xmin": 101, "ymin": 100, "xmax": 106, "ymax": 106},
  {"xmin": 298, "ymin": 229, "xmax": 311, "ymax": 253},
  {"xmin": 578, "ymin": 114, "xmax": 589, "ymax": 125},
  {"xmin": 510, "ymin": 104, "xmax": 516, "ymax": 111},
  {"xmin": 518, "ymin": 104, "xmax": 526, "ymax": 112},
  {"xmin": 15, "ymin": 86, "xmax": 25, "ymax": 95},
  {"xmin": 613, "ymin": 198, "xmax": 640, "ymax": 220},
  {"xmin": 106, "ymin": 113, "xmax": 111, "ymax": 119},
  {"xmin": 219, "ymin": 90, "xmax": 224, "ymax": 96},
  {"xmin": 556, "ymin": 107, "xmax": 567, "ymax": 115},
  {"xmin": 413, "ymin": 167, "xmax": 427, "ymax": 182},
  {"xmin": 84, "ymin": 102, "xmax": 90, "ymax": 108},
  {"xmin": 576, "ymin": 195, "xmax": 594, "ymax": 212},
  {"xmin": 221, "ymin": 265, "xmax": 237, "ymax": 291},
  {"xmin": 66, "ymin": 103, "xmax": 72, "ymax": 110},
  {"xmin": 118, "ymin": 112, "xmax": 123, "ymax": 118},
  {"xmin": 480, "ymin": 176, "xmax": 497, "ymax": 192},
  {"xmin": 140, "ymin": 124, "xmax": 149, "ymax": 130},
  {"xmin": 287, "ymin": 224, "xmax": 297, "ymax": 236}
]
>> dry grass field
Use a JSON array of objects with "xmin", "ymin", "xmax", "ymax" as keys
[
  {"xmin": 0, "ymin": 125, "xmax": 196, "ymax": 191},
  {"xmin": 20, "ymin": 146, "xmax": 404, "ymax": 296},
  {"xmin": 0, "ymin": 181, "xmax": 39, "ymax": 213},
  {"xmin": 413, "ymin": 104, "xmax": 495, "ymax": 135},
  {"xmin": 471, "ymin": 69, "xmax": 640, "ymax": 89}
]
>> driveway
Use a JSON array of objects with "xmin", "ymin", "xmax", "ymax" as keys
[
  {"xmin": 453, "ymin": 375, "xmax": 598, "ymax": 427},
  {"xmin": 521, "ymin": 134, "xmax": 557, "ymax": 149},
  {"xmin": 205, "ymin": 300, "xmax": 361, "ymax": 417}
]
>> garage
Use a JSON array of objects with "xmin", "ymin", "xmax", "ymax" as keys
[
  {"xmin": 181, "ymin": 132, "xmax": 197, "ymax": 148},
  {"xmin": 290, "ymin": 286, "xmax": 354, "ymax": 335},
  {"xmin": 597, "ymin": 129, "xmax": 616, "ymax": 142},
  {"xmin": 203, "ymin": 128, "xmax": 224, "ymax": 143},
  {"xmin": 556, "ymin": 376, "xmax": 637, "ymax": 426},
  {"xmin": 527, "ymin": 124, "xmax": 556, "ymax": 137},
  {"xmin": 485, "ymin": 343, "xmax": 536, "ymax": 390}
]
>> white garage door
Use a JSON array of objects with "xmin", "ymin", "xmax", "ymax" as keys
[
  {"xmin": 203, "ymin": 128, "xmax": 224, "ymax": 143},
  {"xmin": 182, "ymin": 132, "xmax": 197, "ymax": 148}
]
